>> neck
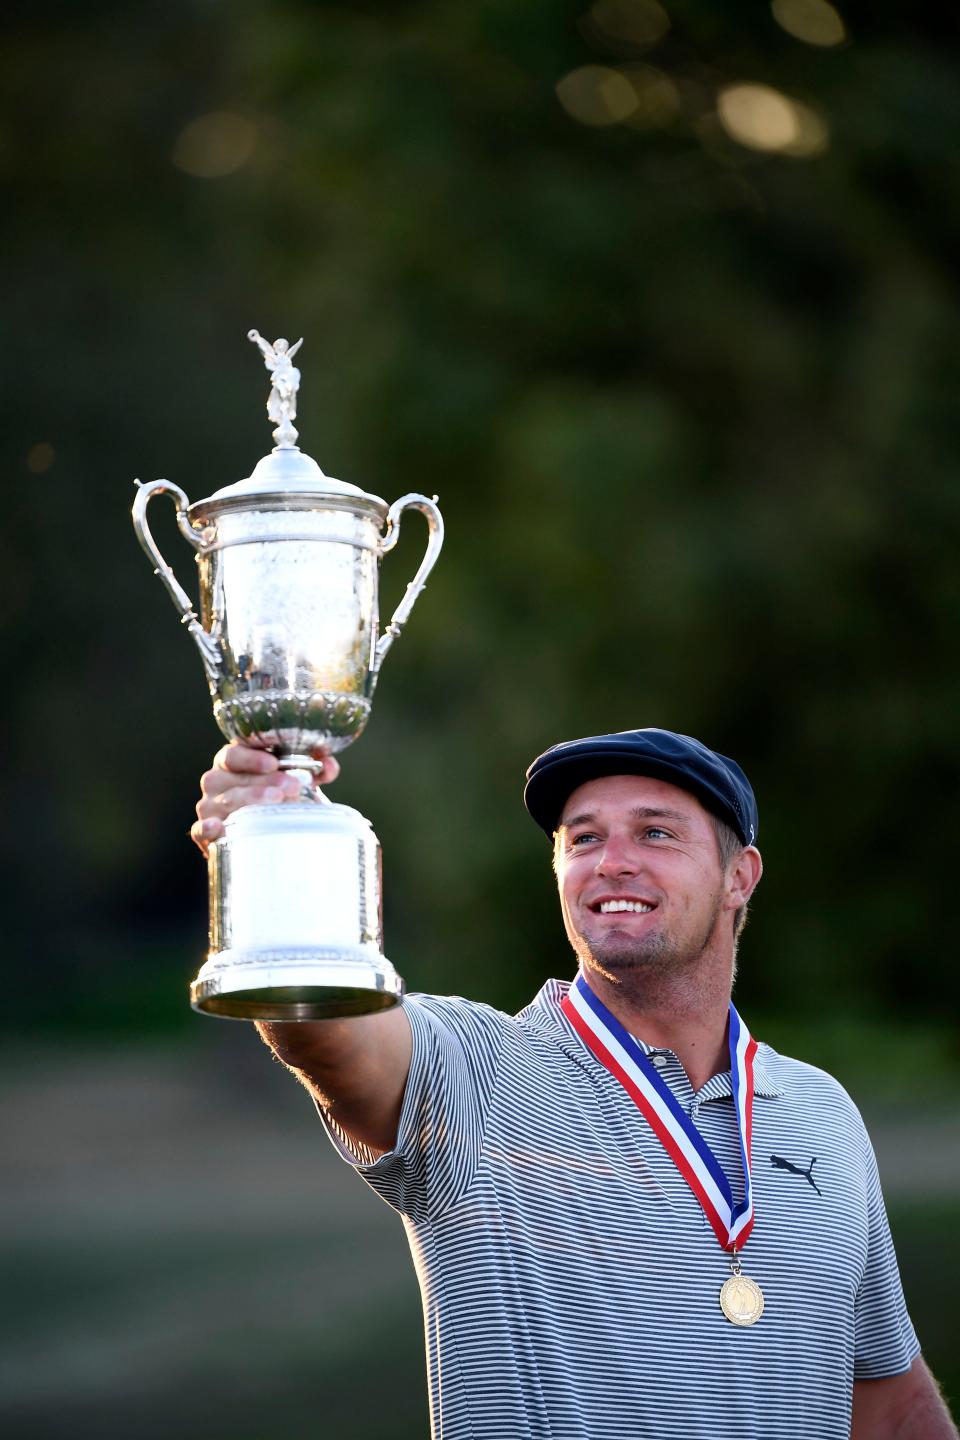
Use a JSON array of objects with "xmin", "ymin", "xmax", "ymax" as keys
[{"xmin": 579, "ymin": 957, "xmax": 734, "ymax": 1092}]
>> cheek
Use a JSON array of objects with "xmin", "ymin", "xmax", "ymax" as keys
[
  {"xmin": 558, "ymin": 876, "xmax": 577, "ymax": 919},
  {"xmin": 660, "ymin": 859, "xmax": 719, "ymax": 912},
  {"xmin": 557, "ymin": 860, "xmax": 588, "ymax": 914}
]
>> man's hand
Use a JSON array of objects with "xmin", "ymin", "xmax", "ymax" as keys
[{"xmin": 191, "ymin": 741, "xmax": 342, "ymax": 854}]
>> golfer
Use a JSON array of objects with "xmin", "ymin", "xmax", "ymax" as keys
[{"xmin": 193, "ymin": 727, "xmax": 957, "ymax": 1440}]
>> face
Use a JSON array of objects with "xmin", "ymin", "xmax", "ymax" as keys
[{"xmin": 555, "ymin": 773, "xmax": 739, "ymax": 987}]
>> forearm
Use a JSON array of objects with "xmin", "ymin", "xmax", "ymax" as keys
[
  {"xmin": 852, "ymin": 1358, "xmax": 958, "ymax": 1440},
  {"xmin": 254, "ymin": 1006, "xmax": 412, "ymax": 1151},
  {"xmin": 889, "ymin": 1371, "xmax": 958, "ymax": 1440},
  {"xmin": 256, "ymin": 1015, "xmax": 377, "ymax": 1097}
]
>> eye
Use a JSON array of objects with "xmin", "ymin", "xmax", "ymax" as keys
[
  {"xmin": 569, "ymin": 831, "xmax": 599, "ymax": 847},
  {"xmin": 643, "ymin": 827, "xmax": 672, "ymax": 840}
]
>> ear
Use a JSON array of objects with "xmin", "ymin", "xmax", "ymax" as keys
[{"xmin": 725, "ymin": 846, "xmax": 763, "ymax": 911}]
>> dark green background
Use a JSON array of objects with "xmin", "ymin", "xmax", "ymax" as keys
[{"xmin": 3, "ymin": 1, "xmax": 958, "ymax": 1433}]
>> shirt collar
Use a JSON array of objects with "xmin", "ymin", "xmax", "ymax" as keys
[
  {"xmin": 536, "ymin": 978, "xmax": 785, "ymax": 1100},
  {"xmin": 751, "ymin": 1047, "xmax": 785, "ymax": 1099},
  {"xmin": 634, "ymin": 1036, "xmax": 784, "ymax": 1101}
]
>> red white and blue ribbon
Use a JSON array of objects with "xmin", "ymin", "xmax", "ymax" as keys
[{"xmin": 561, "ymin": 973, "xmax": 757, "ymax": 1253}]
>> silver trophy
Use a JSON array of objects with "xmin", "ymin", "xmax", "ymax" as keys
[{"xmin": 132, "ymin": 331, "xmax": 443, "ymax": 1019}]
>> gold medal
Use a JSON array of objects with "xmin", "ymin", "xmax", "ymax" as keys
[{"xmin": 719, "ymin": 1272, "xmax": 764, "ymax": 1327}]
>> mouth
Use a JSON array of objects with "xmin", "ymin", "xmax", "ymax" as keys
[{"xmin": 589, "ymin": 898, "xmax": 657, "ymax": 915}]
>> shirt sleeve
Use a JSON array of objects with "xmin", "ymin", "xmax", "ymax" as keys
[
  {"xmin": 852, "ymin": 1129, "xmax": 921, "ymax": 1378},
  {"xmin": 315, "ymin": 992, "xmax": 511, "ymax": 1222}
]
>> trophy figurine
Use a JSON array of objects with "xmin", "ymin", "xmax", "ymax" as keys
[{"xmin": 132, "ymin": 331, "xmax": 443, "ymax": 1019}]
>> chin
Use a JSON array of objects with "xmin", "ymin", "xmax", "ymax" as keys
[{"xmin": 581, "ymin": 933, "xmax": 669, "ymax": 973}]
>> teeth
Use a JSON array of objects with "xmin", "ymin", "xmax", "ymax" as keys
[{"xmin": 599, "ymin": 900, "xmax": 653, "ymax": 914}]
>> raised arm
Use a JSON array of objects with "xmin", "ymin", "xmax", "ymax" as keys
[
  {"xmin": 193, "ymin": 742, "xmax": 413, "ymax": 1153},
  {"xmin": 852, "ymin": 1356, "xmax": 958, "ymax": 1439}
]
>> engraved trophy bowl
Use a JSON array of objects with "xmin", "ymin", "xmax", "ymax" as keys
[{"xmin": 132, "ymin": 331, "xmax": 443, "ymax": 1020}]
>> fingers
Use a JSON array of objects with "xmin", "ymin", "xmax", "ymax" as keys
[
  {"xmin": 193, "ymin": 771, "xmax": 300, "ymax": 856},
  {"xmin": 191, "ymin": 741, "xmax": 342, "ymax": 857},
  {"xmin": 198, "ymin": 768, "xmax": 301, "ymax": 816},
  {"xmin": 315, "ymin": 752, "xmax": 341, "ymax": 784},
  {"xmin": 190, "ymin": 816, "xmax": 223, "ymax": 856},
  {"xmin": 213, "ymin": 742, "xmax": 281, "ymax": 775},
  {"xmin": 210, "ymin": 741, "xmax": 341, "ymax": 785}
]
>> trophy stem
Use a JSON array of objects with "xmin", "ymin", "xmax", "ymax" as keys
[{"xmin": 277, "ymin": 754, "xmax": 333, "ymax": 804}]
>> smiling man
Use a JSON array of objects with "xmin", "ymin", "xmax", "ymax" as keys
[{"xmin": 193, "ymin": 727, "xmax": 957, "ymax": 1440}]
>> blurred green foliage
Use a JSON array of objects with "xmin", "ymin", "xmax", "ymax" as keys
[
  {"xmin": 4, "ymin": 2, "xmax": 960, "ymax": 1042},
  {"xmin": 3, "ymin": 4, "xmax": 960, "ymax": 1433}
]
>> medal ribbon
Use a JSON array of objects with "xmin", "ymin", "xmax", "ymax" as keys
[{"xmin": 561, "ymin": 973, "xmax": 757, "ymax": 1253}]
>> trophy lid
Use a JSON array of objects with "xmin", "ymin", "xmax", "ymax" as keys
[
  {"xmin": 206, "ymin": 445, "xmax": 371, "ymax": 503},
  {"xmin": 190, "ymin": 331, "xmax": 386, "ymax": 518}
]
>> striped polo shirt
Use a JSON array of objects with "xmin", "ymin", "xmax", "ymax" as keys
[{"xmin": 319, "ymin": 978, "xmax": 919, "ymax": 1439}]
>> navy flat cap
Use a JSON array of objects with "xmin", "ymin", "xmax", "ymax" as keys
[{"xmin": 524, "ymin": 728, "xmax": 758, "ymax": 846}]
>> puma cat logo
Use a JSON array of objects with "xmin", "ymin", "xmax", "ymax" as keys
[{"xmin": 770, "ymin": 1154, "xmax": 822, "ymax": 1197}]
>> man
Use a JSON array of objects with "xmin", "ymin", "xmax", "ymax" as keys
[{"xmin": 193, "ymin": 727, "xmax": 957, "ymax": 1439}]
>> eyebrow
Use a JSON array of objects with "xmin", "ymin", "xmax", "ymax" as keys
[{"xmin": 559, "ymin": 806, "xmax": 690, "ymax": 829}]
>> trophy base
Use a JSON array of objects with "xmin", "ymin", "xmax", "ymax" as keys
[
  {"xmin": 191, "ymin": 951, "xmax": 404, "ymax": 1020},
  {"xmin": 196, "ymin": 799, "xmax": 404, "ymax": 1021}
]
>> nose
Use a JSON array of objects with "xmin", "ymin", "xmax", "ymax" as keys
[{"xmin": 595, "ymin": 832, "xmax": 640, "ymax": 878}]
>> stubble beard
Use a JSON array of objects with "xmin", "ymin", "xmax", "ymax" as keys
[{"xmin": 572, "ymin": 896, "xmax": 725, "ymax": 1001}]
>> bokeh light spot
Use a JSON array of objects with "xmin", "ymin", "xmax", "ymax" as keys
[
  {"xmin": 717, "ymin": 83, "xmax": 829, "ymax": 157},
  {"xmin": 171, "ymin": 111, "xmax": 257, "ymax": 179},
  {"xmin": 27, "ymin": 442, "xmax": 55, "ymax": 473},
  {"xmin": 772, "ymin": 0, "xmax": 847, "ymax": 47},
  {"xmin": 585, "ymin": 0, "xmax": 671, "ymax": 49},
  {"xmin": 622, "ymin": 65, "xmax": 682, "ymax": 127},
  {"xmin": 556, "ymin": 66, "xmax": 638, "ymax": 127}
]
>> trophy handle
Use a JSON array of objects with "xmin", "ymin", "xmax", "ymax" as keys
[
  {"xmin": 372, "ymin": 493, "xmax": 444, "ymax": 677},
  {"xmin": 131, "ymin": 479, "xmax": 223, "ymax": 685}
]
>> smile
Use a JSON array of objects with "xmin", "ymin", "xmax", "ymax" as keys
[{"xmin": 596, "ymin": 900, "xmax": 655, "ymax": 914}]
